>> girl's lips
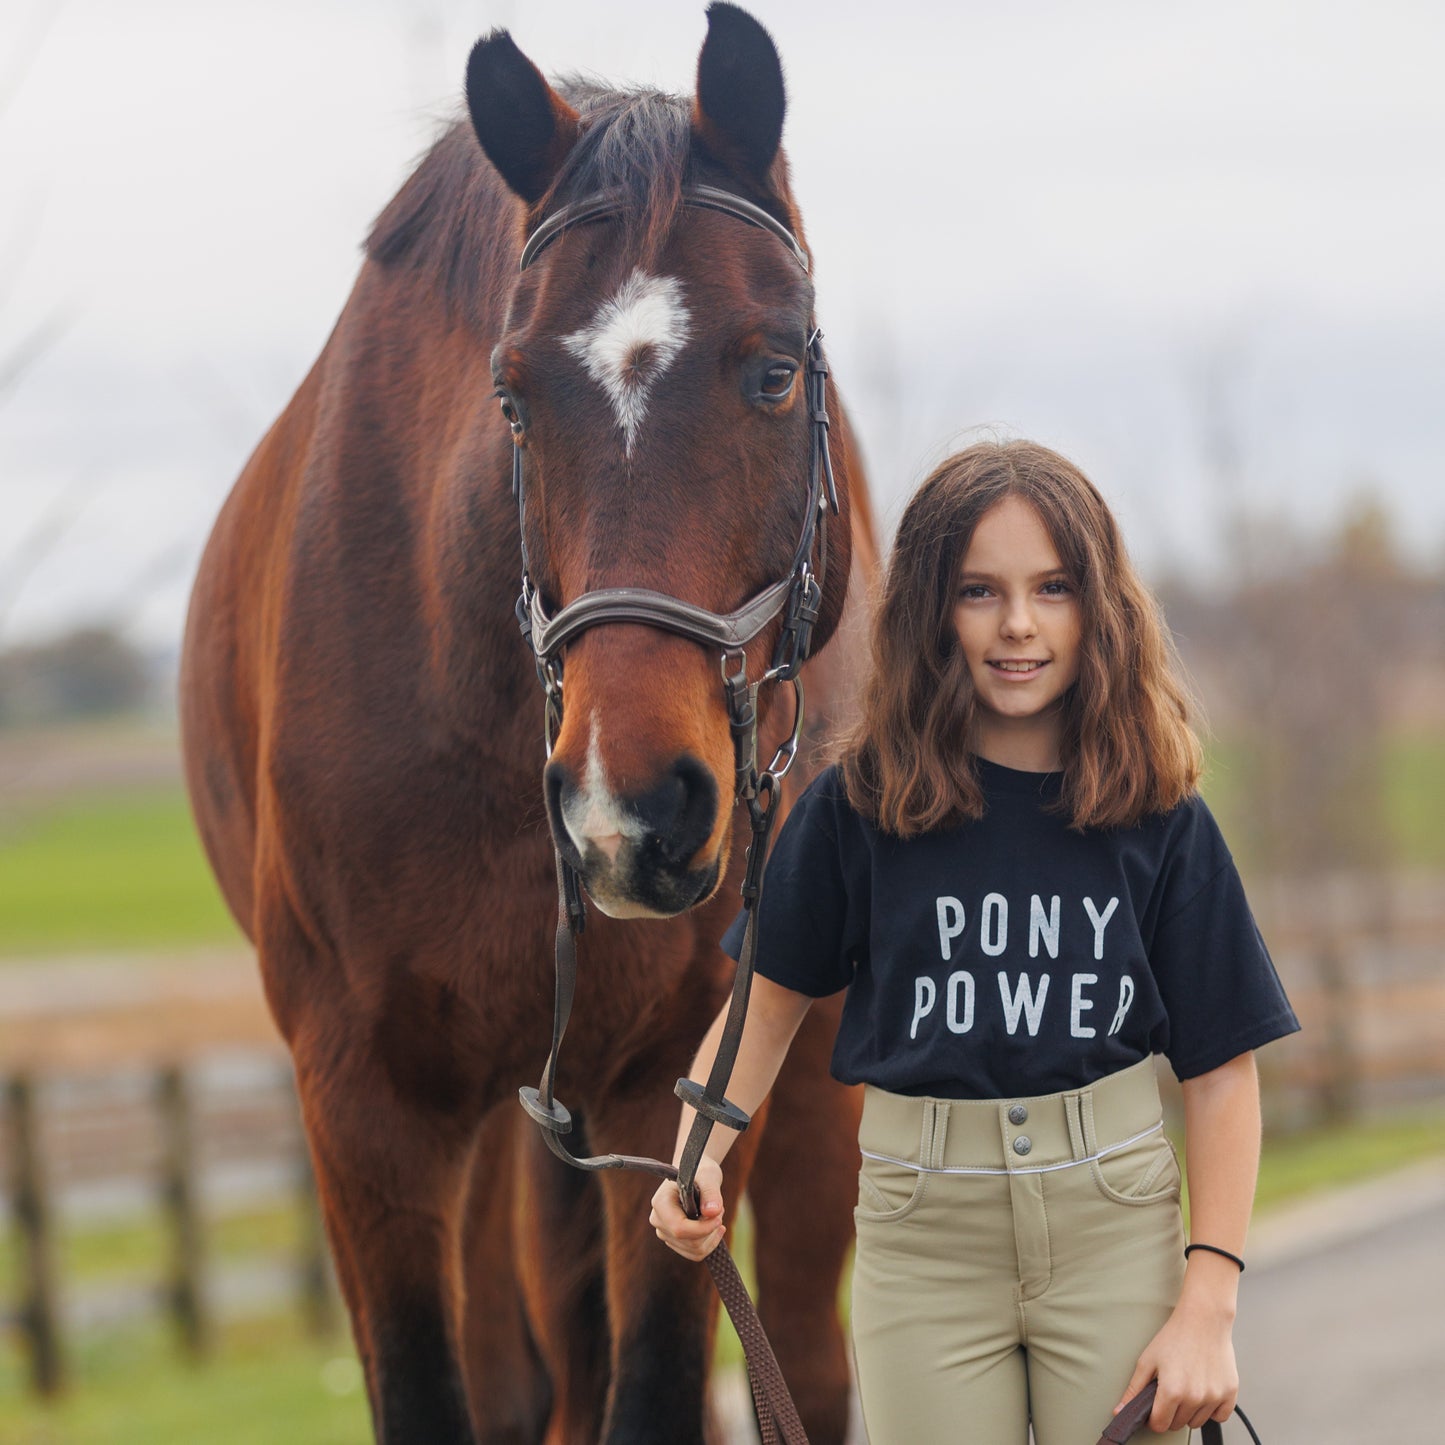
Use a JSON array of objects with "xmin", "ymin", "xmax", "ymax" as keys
[{"xmin": 987, "ymin": 660, "xmax": 1048, "ymax": 680}]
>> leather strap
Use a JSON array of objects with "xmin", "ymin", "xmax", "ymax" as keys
[
  {"xmin": 1097, "ymin": 1381, "xmax": 1263, "ymax": 1444},
  {"xmin": 530, "ymin": 576, "xmax": 794, "ymax": 658},
  {"xmin": 519, "ymin": 183, "xmax": 810, "ymax": 273}
]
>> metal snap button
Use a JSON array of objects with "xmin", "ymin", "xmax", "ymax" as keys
[
  {"xmin": 1013, "ymin": 1135, "xmax": 1032, "ymax": 1156},
  {"xmin": 1008, "ymin": 1104, "xmax": 1029, "ymax": 1125}
]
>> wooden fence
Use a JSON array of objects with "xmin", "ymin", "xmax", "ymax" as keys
[{"xmin": 2, "ymin": 1054, "xmax": 338, "ymax": 1398}]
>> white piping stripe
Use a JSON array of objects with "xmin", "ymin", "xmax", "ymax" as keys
[{"xmin": 859, "ymin": 1120, "xmax": 1165, "ymax": 1177}]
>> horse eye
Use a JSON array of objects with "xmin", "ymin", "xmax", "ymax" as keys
[
  {"xmin": 494, "ymin": 391, "xmax": 523, "ymax": 435},
  {"xmin": 760, "ymin": 365, "xmax": 796, "ymax": 399}
]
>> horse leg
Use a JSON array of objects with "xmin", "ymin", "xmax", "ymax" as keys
[
  {"xmin": 291, "ymin": 1023, "xmax": 482, "ymax": 1445},
  {"xmin": 745, "ymin": 994, "xmax": 860, "ymax": 1445},
  {"xmin": 510, "ymin": 1112, "xmax": 611, "ymax": 1444},
  {"xmin": 459, "ymin": 1105, "xmax": 553, "ymax": 1445},
  {"xmin": 584, "ymin": 1075, "xmax": 765, "ymax": 1445}
]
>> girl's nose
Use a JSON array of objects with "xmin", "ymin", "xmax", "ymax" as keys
[{"xmin": 1001, "ymin": 597, "xmax": 1038, "ymax": 639}]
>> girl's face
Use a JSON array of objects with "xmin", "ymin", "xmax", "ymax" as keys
[{"xmin": 952, "ymin": 495, "xmax": 1082, "ymax": 765}]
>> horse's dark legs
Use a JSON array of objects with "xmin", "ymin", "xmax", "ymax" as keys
[
  {"xmin": 584, "ymin": 1079, "xmax": 765, "ymax": 1445},
  {"xmin": 459, "ymin": 1107, "xmax": 553, "ymax": 1445},
  {"xmin": 292, "ymin": 1035, "xmax": 480, "ymax": 1445},
  {"xmin": 746, "ymin": 995, "xmax": 860, "ymax": 1445},
  {"xmin": 510, "ymin": 1117, "xmax": 611, "ymax": 1445}
]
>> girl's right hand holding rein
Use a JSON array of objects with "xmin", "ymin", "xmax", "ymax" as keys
[
  {"xmin": 651, "ymin": 1156, "xmax": 727, "ymax": 1260},
  {"xmin": 648, "ymin": 975, "xmax": 813, "ymax": 1263}
]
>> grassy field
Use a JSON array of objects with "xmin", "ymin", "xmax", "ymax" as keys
[{"xmin": 0, "ymin": 788, "xmax": 238, "ymax": 957}]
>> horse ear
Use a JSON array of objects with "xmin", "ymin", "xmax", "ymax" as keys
[
  {"xmin": 465, "ymin": 31, "xmax": 580, "ymax": 204},
  {"xmin": 693, "ymin": 3, "xmax": 787, "ymax": 186}
]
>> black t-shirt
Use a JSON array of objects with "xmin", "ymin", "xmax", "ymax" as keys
[{"xmin": 720, "ymin": 756, "xmax": 1300, "ymax": 1099}]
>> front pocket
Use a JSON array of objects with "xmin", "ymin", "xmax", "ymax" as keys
[
  {"xmin": 1088, "ymin": 1129, "xmax": 1182, "ymax": 1207},
  {"xmin": 855, "ymin": 1152, "xmax": 928, "ymax": 1223}
]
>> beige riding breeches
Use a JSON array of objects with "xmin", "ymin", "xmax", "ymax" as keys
[{"xmin": 850, "ymin": 1056, "xmax": 1191, "ymax": 1444}]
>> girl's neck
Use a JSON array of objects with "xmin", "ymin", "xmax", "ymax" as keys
[{"xmin": 972, "ymin": 712, "xmax": 1065, "ymax": 773}]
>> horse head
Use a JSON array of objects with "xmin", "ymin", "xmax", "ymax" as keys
[{"xmin": 466, "ymin": 4, "xmax": 855, "ymax": 919}]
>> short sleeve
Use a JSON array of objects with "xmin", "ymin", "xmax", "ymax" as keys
[
  {"xmin": 718, "ymin": 765, "xmax": 863, "ymax": 997},
  {"xmin": 1148, "ymin": 798, "xmax": 1301, "ymax": 1080}
]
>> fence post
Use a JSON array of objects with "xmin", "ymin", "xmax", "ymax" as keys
[
  {"xmin": 6, "ymin": 1073, "xmax": 65, "ymax": 1396},
  {"xmin": 157, "ymin": 1064, "xmax": 211, "ymax": 1359}
]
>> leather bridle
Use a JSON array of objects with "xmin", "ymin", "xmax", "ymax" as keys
[{"xmin": 509, "ymin": 182, "xmax": 838, "ymax": 1444}]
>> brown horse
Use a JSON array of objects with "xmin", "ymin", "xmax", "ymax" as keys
[{"xmin": 180, "ymin": 6, "xmax": 877, "ymax": 1442}]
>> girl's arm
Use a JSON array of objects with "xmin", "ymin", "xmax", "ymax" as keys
[
  {"xmin": 1115, "ymin": 1049, "xmax": 1260, "ymax": 1434},
  {"xmin": 649, "ymin": 973, "xmax": 814, "ymax": 1260}
]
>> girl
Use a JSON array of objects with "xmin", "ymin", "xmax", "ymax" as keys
[{"xmin": 651, "ymin": 440, "xmax": 1299, "ymax": 1443}]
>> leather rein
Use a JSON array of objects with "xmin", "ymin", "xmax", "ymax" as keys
[{"xmin": 511, "ymin": 182, "xmax": 835, "ymax": 1444}]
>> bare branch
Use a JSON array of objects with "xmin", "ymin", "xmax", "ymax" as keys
[
  {"xmin": 0, "ymin": 0, "xmax": 65, "ymax": 131},
  {"xmin": 0, "ymin": 469, "xmax": 104, "ymax": 638},
  {"xmin": 0, "ymin": 310, "xmax": 69, "ymax": 405}
]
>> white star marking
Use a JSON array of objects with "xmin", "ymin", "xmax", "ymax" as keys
[{"xmin": 561, "ymin": 269, "xmax": 691, "ymax": 456}]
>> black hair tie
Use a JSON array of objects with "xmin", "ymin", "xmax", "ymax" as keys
[{"xmin": 1185, "ymin": 1242, "xmax": 1245, "ymax": 1272}]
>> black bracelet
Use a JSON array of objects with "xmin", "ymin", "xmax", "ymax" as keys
[{"xmin": 1185, "ymin": 1242, "xmax": 1245, "ymax": 1272}]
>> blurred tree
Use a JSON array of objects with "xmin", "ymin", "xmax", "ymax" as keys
[
  {"xmin": 1186, "ymin": 339, "xmax": 1415, "ymax": 1123},
  {"xmin": 0, "ymin": 626, "xmax": 150, "ymax": 726},
  {"xmin": 1221, "ymin": 492, "xmax": 1410, "ymax": 1122}
]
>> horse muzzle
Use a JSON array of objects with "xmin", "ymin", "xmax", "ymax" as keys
[{"xmin": 544, "ymin": 753, "xmax": 722, "ymax": 917}]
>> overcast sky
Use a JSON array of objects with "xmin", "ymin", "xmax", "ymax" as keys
[{"xmin": 3, "ymin": 0, "xmax": 1443, "ymax": 647}]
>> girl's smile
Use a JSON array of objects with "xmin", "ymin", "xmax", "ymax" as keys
[{"xmin": 953, "ymin": 494, "xmax": 1082, "ymax": 768}]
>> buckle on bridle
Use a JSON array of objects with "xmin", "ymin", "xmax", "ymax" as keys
[{"xmin": 766, "ymin": 568, "xmax": 822, "ymax": 683}]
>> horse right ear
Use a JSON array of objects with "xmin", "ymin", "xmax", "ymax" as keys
[{"xmin": 465, "ymin": 31, "xmax": 580, "ymax": 205}]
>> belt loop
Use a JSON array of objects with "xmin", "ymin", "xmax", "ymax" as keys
[
  {"xmin": 923, "ymin": 1100, "xmax": 949, "ymax": 1170},
  {"xmin": 1064, "ymin": 1093, "xmax": 1088, "ymax": 1162},
  {"xmin": 1078, "ymin": 1091, "xmax": 1101, "ymax": 1160}
]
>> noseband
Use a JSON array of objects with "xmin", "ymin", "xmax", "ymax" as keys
[{"xmin": 511, "ymin": 183, "xmax": 838, "ymax": 1445}]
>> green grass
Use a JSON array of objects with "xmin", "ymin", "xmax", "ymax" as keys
[
  {"xmin": 0, "ymin": 1314, "xmax": 370, "ymax": 1445},
  {"xmin": 1172, "ymin": 1105, "xmax": 1445, "ymax": 1230},
  {"xmin": 1382, "ymin": 731, "xmax": 1445, "ymax": 867},
  {"xmin": 0, "ymin": 789, "xmax": 239, "ymax": 956}
]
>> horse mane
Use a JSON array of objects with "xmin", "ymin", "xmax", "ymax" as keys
[{"xmin": 366, "ymin": 80, "xmax": 694, "ymax": 318}]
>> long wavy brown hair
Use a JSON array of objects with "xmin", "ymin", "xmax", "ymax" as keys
[{"xmin": 836, "ymin": 439, "xmax": 1203, "ymax": 835}]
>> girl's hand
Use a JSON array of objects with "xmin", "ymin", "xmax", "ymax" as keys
[
  {"xmin": 1114, "ymin": 1299, "xmax": 1239, "ymax": 1433},
  {"xmin": 649, "ymin": 1156, "xmax": 726, "ymax": 1261}
]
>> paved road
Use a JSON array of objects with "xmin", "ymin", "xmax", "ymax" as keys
[{"xmin": 1231, "ymin": 1198, "xmax": 1444, "ymax": 1444}]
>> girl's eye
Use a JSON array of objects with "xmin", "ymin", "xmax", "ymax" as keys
[
  {"xmin": 1041, "ymin": 580, "xmax": 1072, "ymax": 596},
  {"xmin": 759, "ymin": 364, "xmax": 796, "ymax": 399},
  {"xmin": 958, "ymin": 585, "xmax": 990, "ymax": 600}
]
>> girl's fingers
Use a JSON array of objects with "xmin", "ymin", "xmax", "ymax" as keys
[{"xmin": 654, "ymin": 1222, "xmax": 725, "ymax": 1260}]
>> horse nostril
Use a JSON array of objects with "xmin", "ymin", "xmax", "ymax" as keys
[
  {"xmin": 633, "ymin": 755, "xmax": 717, "ymax": 868},
  {"xmin": 543, "ymin": 760, "xmax": 579, "ymax": 858}
]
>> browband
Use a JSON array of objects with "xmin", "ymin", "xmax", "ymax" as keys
[{"xmin": 519, "ymin": 182, "xmax": 810, "ymax": 272}]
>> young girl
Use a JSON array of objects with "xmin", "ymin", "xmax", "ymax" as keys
[{"xmin": 651, "ymin": 440, "xmax": 1299, "ymax": 1443}]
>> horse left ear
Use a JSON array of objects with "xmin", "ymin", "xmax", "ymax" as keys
[
  {"xmin": 692, "ymin": 3, "xmax": 787, "ymax": 186},
  {"xmin": 465, "ymin": 30, "xmax": 580, "ymax": 204}
]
